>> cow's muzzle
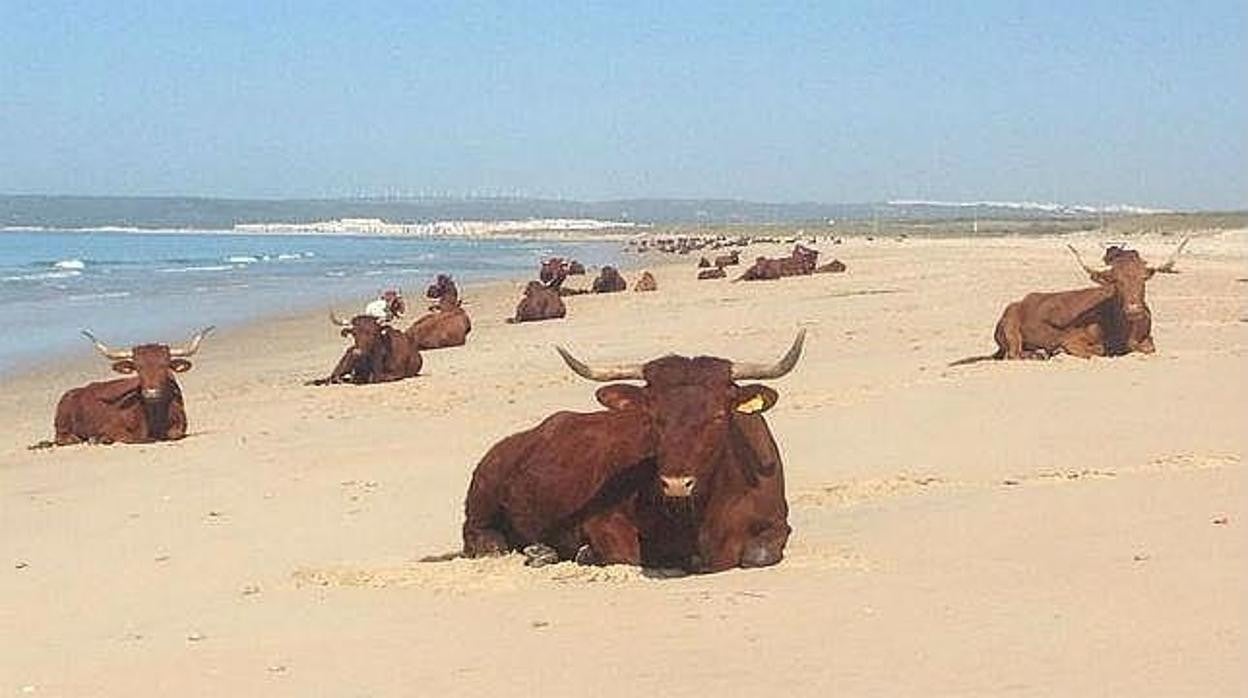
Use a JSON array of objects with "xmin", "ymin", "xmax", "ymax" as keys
[
  {"xmin": 141, "ymin": 387, "xmax": 164, "ymax": 401},
  {"xmin": 659, "ymin": 476, "xmax": 696, "ymax": 498}
]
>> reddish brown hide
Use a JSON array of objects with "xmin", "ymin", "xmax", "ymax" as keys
[
  {"xmin": 407, "ymin": 274, "xmax": 471, "ymax": 350},
  {"xmin": 52, "ymin": 328, "xmax": 212, "ymax": 445},
  {"xmin": 461, "ymin": 331, "xmax": 803, "ymax": 573},
  {"xmin": 321, "ymin": 314, "xmax": 422, "ymax": 384},
  {"xmin": 508, "ymin": 281, "xmax": 567, "ymax": 323}
]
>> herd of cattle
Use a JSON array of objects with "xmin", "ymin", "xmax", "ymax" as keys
[{"xmin": 39, "ymin": 235, "xmax": 1191, "ymax": 573}]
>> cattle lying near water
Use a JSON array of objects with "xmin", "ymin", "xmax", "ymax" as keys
[
  {"xmin": 461, "ymin": 331, "xmax": 804, "ymax": 573},
  {"xmin": 406, "ymin": 274, "xmax": 471, "ymax": 350},
  {"xmin": 591, "ymin": 266, "xmax": 627, "ymax": 293},
  {"xmin": 48, "ymin": 327, "xmax": 214, "ymax": 445},
  {"xmin": 316, "ymin": 313, "xmax": 423, "ymax": 384},
  {"xmin": 509, "ymin": 280, "xmax": 567, "ymax": 323}
]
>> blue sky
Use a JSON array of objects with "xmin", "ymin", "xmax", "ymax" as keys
[{"xmin": 1, "ymin": 1, "xmax": 1244, "ymax": 208}]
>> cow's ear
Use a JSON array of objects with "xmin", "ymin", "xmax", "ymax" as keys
[
  {"xmin": 170, "ymin": 358, "xmax": 193, "ymax": 373},
  {"xmin": 596, "ymin": 384, "xmax": 648, "ymax": 411},
  {"xmin": 735, "ymin": 385, "xmax": 778, "ymax": 414},
  {"xmin": 111, "ymin": 360, "xmax": 137, "ymax": 374},
  {"xmin": 340, "ymin": 327, "xmax": 353, "ymax": 338}
]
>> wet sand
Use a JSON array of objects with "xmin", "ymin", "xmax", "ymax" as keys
[{"xmin": 2, "ymin": 231, "xmax": 1245, "ymax": 696}]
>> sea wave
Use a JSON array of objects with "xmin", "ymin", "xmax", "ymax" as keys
[
  {"xmin": 67, "ymin": 291, "xmax": 132, "ymax": 302},
  {"xmin": 2, "ymin": 270, "xmax": 83, "ymax": 281},
  {"xmin": 156, "ymin": 265, "xmax": 236, "ymax": 274},
  {"xmin": 225, "ymin": 255, "xmax": 260, "ymax": 264},
  {"xmin": 54, "ymin": 259, "xmax": 86, "ymax": 270}
]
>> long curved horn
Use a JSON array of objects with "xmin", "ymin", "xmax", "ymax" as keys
[
  {"xmin": 732, "ymin": 329, "xmax": 806, "ymax": 380},
  {"xmin": 169, "ymin": 326, "xmax": 215, "ymax": 358},
  {"xmin": 1066, "ymin": 244, "xmax": 1107, "ymax": 275},
  {"xmin": 1150, "ymin": 235, "xmax": 1191, "ymax": 273},
  {"xmin": 329, "ymin": 309, "xmax": 351, "ymax": 327},
  {"xmin": 80, "ymin": 330, "xmax": 132, "ymax": 361},
  {"xmin": 555, "ymin": 346, "xmax": 645, "ymax": 382}
]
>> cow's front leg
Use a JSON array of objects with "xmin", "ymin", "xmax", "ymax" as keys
[
  {"xmin": 165, "ymin": 404, "xmax": 188, "ymax": 440},
  {"xmin": 579, "ymin": 510, "xmax": 642, "ymax": 566},
  {"xmin": 325, "ymin": 349, "xmax": 357, "ymax": 384}
]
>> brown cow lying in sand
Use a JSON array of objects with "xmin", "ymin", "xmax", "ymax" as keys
[
  {"xmin": 406, "ymin": 274, "xmax": 471, "ymax": 349},
  {"xmin": 461, "ymin": 331, "xmax": 804, "ymax": 573},
  {"xmin": 316, "ymin": 313, "xmax": 423, "ymax": 383},
  {"xmin": 698, "ymin": 267, "xmax": 726, "ymax": 280},
  {"xmin": 953, "ymin": 238, "xmax": 1188, "ymax": 363},
  {"xmin": 634, "ymin": 271, "xmax": 658, "ymax": 292},
  {"xmin": 736, "ymin": 244, "xmax": 820, "ymax": 281},
  {"xmin": 49, "ymin": 327, "xmax": 213, "ymax": 445},
  {"xmin": 591, "ymin": 266, "xmax": 627, "ymax": 293},
  {"xmin": 508, "ymin": 280, "xmax": 566, "ymax": 323}
]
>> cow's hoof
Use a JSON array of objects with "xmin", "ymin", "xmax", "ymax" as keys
[
  {"xmin": 523, "ymin": 544, "xmax": 559, "ymax": 568},
  {"xmin": 573, "ymin": 545, "xmax": 599, "ymax": 566},
  {"xmin": 740, "ymin": 543, "xmax": 782, "ymax": 568}
]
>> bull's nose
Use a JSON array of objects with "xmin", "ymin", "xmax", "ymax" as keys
[
  {"xmin": 660, "ymin": 476, "xmax": 696, "ymax": 498},
  {"xmin": 141, "ymin": 388, "xmax": 163, "ymax": 400}
]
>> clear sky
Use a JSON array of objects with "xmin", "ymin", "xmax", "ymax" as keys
[{"xmin": 1, "ymin": 1, "xmax": 1244, "ymax": 209}]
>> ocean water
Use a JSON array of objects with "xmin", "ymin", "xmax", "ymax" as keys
[{"xmin": 0, "ymin": 230, "xmax": 623, "ymax": 374}]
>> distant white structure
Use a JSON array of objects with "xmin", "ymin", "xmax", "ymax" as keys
[
  {"xmin": 886, "ymin": 200, "xmax": 1173, "ymax": 215},
  {"xmin": 233, "ymin": 218, "xmax": 641, "ymax": 238}
]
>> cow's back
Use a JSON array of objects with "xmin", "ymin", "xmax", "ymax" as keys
[
  {"xmin": 463, "ymin": 409, "xmax": 653, "ymax": 553},
  {"xmin": 54, "ymin": 378, "xmax": 145, "ymax": 444}
]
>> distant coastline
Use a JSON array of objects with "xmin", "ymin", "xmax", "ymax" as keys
[{"xmin": 2, "ymin": 217, "xmax": 645, "ymax": 241}]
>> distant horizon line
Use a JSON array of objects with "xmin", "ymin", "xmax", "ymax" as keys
[{"xmin": 5, "ymin": 192, "xmax": 1239, "ymax": 214}]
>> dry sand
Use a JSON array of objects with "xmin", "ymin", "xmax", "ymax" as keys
[{"xmin": 2, "ymin": 231, "xmax": 1245, "ymax": 696}]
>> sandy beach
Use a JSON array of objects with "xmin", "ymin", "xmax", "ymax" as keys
[{"xmin": 2, "ymin": 231, "xmax": 1245, "ymax": 696}]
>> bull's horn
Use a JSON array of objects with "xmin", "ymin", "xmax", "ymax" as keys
[
  {"xmin": 81, "ymin": 330, "xmax": 132, "ymax": 361},
  {"xmin": 169, "ymin": 326, "xmax": 215, "ymax": 358},
  {"xmin": 1150, "ymin": 235, "xmax": 1191, "ymax": 273},
  {"xmin": 1066, "ymin": 244, "xmax": 1107, "ymax": 275},
  {"xmin": 731, "ymin": 329, "xmax": 806, "ymax": 380},
  {"xmin": 329, "ymin": 309, "xmax": 351, "ymax": 327},
  {"xmin": 555, "ymin": 346, "xmax": 645, "ymax": 382}
]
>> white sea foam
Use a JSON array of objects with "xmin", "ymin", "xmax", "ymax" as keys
[
  {"xmin": 156, "ymin": 265, "xmax": 235, "ymax": 274},
  {"xmin": 67, "ymin": 291, "xmax": 131, "ymax": 302},
  {"xmin": 225, "ymin": 255, "xmax": 260, "ymax": 264},
  {"xmin": 2, "ymin": 270, "xmax": 83, "ymax": 281},
  {"xmin": 54, "ymin": 259, "xmax": 86, "ymax": 270}
]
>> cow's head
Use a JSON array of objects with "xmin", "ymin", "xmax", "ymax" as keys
[
  {"xmin": 331, "ymin": 312, "xmax": 388, "ymax": 357},
  {"xmin": 82, "ymin": 327, "xmax": 213, "ymax": 401},
  {"xmin": 1067, "ymin": 238, "xmax": 1188, "ymax": 353},
  {"xmin": 556, "ymin": 330, "xmax": 804, "ymax": 504},
  {"xmin": 426, "ymin": 274, "xmax": 455, "ymax": 300},
  {"xmin": 539, "ymin": 258, "xmax": 566, "ymax": 284}
]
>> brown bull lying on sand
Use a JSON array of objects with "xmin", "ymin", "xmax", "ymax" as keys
[
  {"xmin": 406, "ymin": 274, "xmax": 471, "ymax": 350},
  {"xmin": 461, "ymin": 331, "xmax": 804, "ymax": 573},
  {"xmin": 954, "ymin": 238, "xmax": 1188, "ymax": 363},
  {"xmin": 508, "ymin": 280, "xmax": 567, "ymax": 323},
  {"xmin": 591, "ymin": 265, "xmax": 627, "ymax": 293},
  {"xmin": 316, "ymin": 313, "xmax": 423, "ymax": 384},
  {"xmin": 48, "ymin": 327, "xmax": 213, "ymax": 445},
  {"xmin": 736, "ymin": 244, "xmax": 820, "ymax": 281},
  {"xmin": 634, "ymin": 271, "xmax": 658, "ymax": 292}
]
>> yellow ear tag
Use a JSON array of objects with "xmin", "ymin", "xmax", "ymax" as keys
[{"xmin": 736, "ymin": 394, "xmax": 767, "ymax": 414}]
